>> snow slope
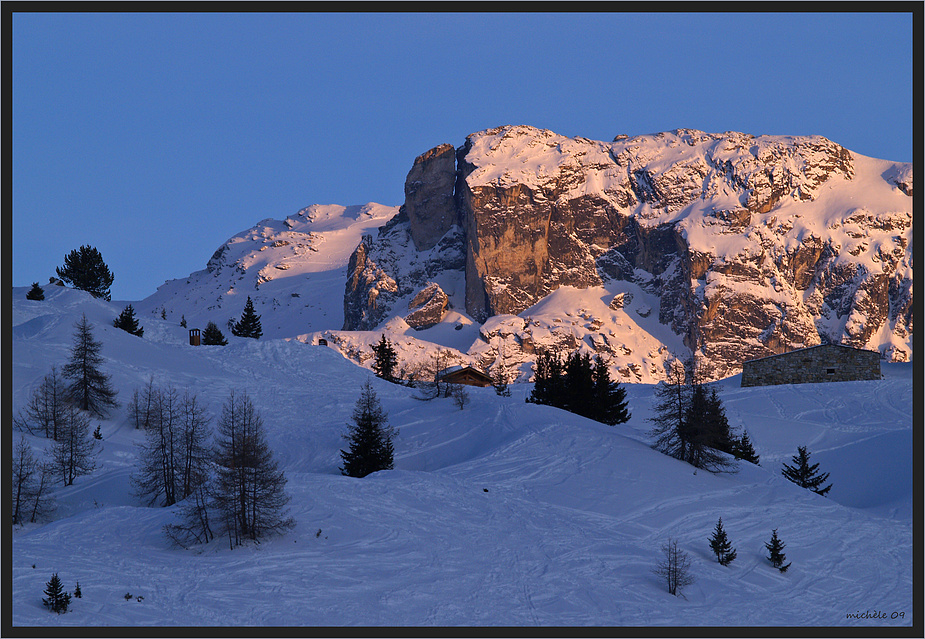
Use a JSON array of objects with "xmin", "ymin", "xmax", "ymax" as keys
[
  {"xmin": 132, "ymin": 203, "xmax": 398, "ymax": 339},
  {"xmin": 9, "ymin": 286, "xmax": 916, "ymax": 629}
]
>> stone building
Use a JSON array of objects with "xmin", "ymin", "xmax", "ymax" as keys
[{"xmin": 740, "ymin": 344, "xmax": 881, "ymax": 387}]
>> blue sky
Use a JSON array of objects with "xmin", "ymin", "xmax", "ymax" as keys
[{"xmin": 11, "ymin": 10, "xmax": 915, "ymax": 301}]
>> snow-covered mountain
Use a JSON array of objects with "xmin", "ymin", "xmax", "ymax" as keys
[
  {"xmin": 9, "ymin": 285, "xmax": 915, "ymax": 627},
  {"xmin": 134, "ymin": 126, "xmax": 912, "ymax": 384}
]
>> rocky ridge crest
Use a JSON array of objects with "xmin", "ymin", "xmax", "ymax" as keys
[{"xmin": 344, "ymin": 125, "xmax": 912, "ymax": 381}]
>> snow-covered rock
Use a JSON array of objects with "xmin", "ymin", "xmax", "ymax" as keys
[{"xmin": 345, "ymin": 125, "xmax": 912, "ymax": 380}]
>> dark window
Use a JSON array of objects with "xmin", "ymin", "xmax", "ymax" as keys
[{"xmin": 826, "ymin": 367, "xmax": 835, "ymax": 375}]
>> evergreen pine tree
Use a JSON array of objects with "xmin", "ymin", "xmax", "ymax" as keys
[
  {"xmin": 708, "ymin": 517, "xmax": 737, "ymax": 565},
  {"xmin": 113, "ymin": 304, "xmax": 144, "ymax": 337},
  {"xmin": 27, "ymin": 282, "xmax": 45, "ymax": 300},
  {"xmin": 56, "ymin": 245, "xmax": 114, "ymax": 300},
  {"xmin": 180, "ymin": 315, "xmax": 187, "ymax": 328},
  {"xmin": 732, "ymin": 429, "xmax": 760, "ymax": 465},
  {"xmin": 682, "ymin": 384, "xmax": 737, "ymax": 473},
  {"xmin": 561, "ymin": 352, "xmax": 595, "ymax": 418},
  {"xmin": 372, "ymin": 334, "xmax": 399, "ymax": 382},
  {"xmin": 527, "ymin": 349, "xmax": 565, "ymax": 408},
  {"xmin": 591, "ymin": 355, "xmax": 631, "ymax": 425},
  {"xmin": 781, "ymin": 446, "xmax": 832, "ymax": 496},
  {"xmin": 491, "ymin": 344, "xmax": 513, "ymax": 397},
  {"xmin": 703, "ymin": 387, "xmax": 735, "ymax": 455},
  {"xmin": 231, "ymin": 296, "xmax": 262, "ymax": 339},
  {"xmin": 341, "ymin": 379, "xmax": 396, "ymax": 478},
  {"xmin": 201, "ymin": 321, "xmax": 228, "ymax": 346},
  {"xmin": 765, "ymin": 529, "xmax": 791, "ymax": 572},
  {"xmin": 74, "ymin": 582, "xmax": 82, "ymax": 598},
  {"xmin": 61, "ymin": 314, "xmax": 119, "ymax": 417},
  {"xmin": 42, "ymin": 573, "xmax": 71, "ymax": 614}
]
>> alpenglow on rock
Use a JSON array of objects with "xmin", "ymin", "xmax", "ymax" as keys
[{"xmin": 343, "ymin": 125, "xmax": 912, "ymax": 380}]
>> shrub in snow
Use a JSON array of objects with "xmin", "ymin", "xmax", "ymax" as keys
[{"xmin": 653, "ymin": 538, "xmax": 694, "ymax": 597}]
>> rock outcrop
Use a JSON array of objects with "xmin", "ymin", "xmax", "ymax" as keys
[
  {"xmin": 344, "ymin": 125, "xmax": 912, "ymax": 380},
  {"xmin": 404, "ymin": 282, "xmax": 449, "ymax": 330}
]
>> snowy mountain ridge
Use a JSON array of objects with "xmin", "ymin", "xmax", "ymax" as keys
[{"xmin": 135, "ymin": 126, "xmax": 911, "ymax": 384}]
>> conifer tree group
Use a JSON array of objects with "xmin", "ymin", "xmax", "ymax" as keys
[
  {"xmin": 647, "ymin": 359, "xmax": 738, "ymax": 473},
  {"xmin": 13, "ymin": 366, "xmax": 67, "ymax": 440},
  {"xmin": 528, "ymin": 349, "xmax": 631, "ymax": 426},
  {"xmin": 165, "ymin": 390, "xmax": 293, "ymax": 549},
  {"xmin": 131, "ymin": 384, "xmax": 211, "ymax": 507},
  {"xmin": 11, "ymin": 436, "xmax": 56, "ymax": 525},
  {"xmin": 51, "ymin": 404, "xmax": 99, "ymax": 486},
  {"xmin": 212, "ymin": 391, "xmax": 293, "ymax": 547}
]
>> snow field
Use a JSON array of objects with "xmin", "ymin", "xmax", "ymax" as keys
[{"xmin": 10, "ymin": 287, "xmax": 914, "ymax": 627}]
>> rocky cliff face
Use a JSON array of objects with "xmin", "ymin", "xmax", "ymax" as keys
[{"xmin": 344, "ymin": 125, "xmax": 912, "ymax": 380}]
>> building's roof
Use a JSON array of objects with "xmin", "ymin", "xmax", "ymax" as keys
[
  {"xmin": 743, "ymin": 343, "xmax": 879, "ymax": 365},
  {"xmin": 436, "ymin": 365, "xmax": 491, "ymax": 380}
]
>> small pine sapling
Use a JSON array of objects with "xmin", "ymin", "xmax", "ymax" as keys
[
  {"xmin": 781, "ymin": 446, "xmax": 831, "ymax": 496},
  {"xmin": 42, "ymin": 573, "xmax": 71, "ymax": 614},
  {"xmin": 708, "ymin": 517, "xmax": 737, "ymax": 566},
  {"xmin": 765, "ymin": 528, "xmax": 791, "ymax": 572},
  {"xmin": 27, "ymin": 282, "xmax": 45, "ymax": 301},
  {"xmin": 733, "ymin": 429, "xmax": 760, "ymax": 464},
  {"xmin": 113, "ymin": 304, "xmax": 144, "ymax": 337},
  {"xmin": 74, "ymin": 582, "xmax": 82, "ymax": 598}
]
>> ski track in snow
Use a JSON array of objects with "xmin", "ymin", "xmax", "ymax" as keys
[{"xmin": 9, "ymin": 288, "xmax": 915, "ymax": 628}]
